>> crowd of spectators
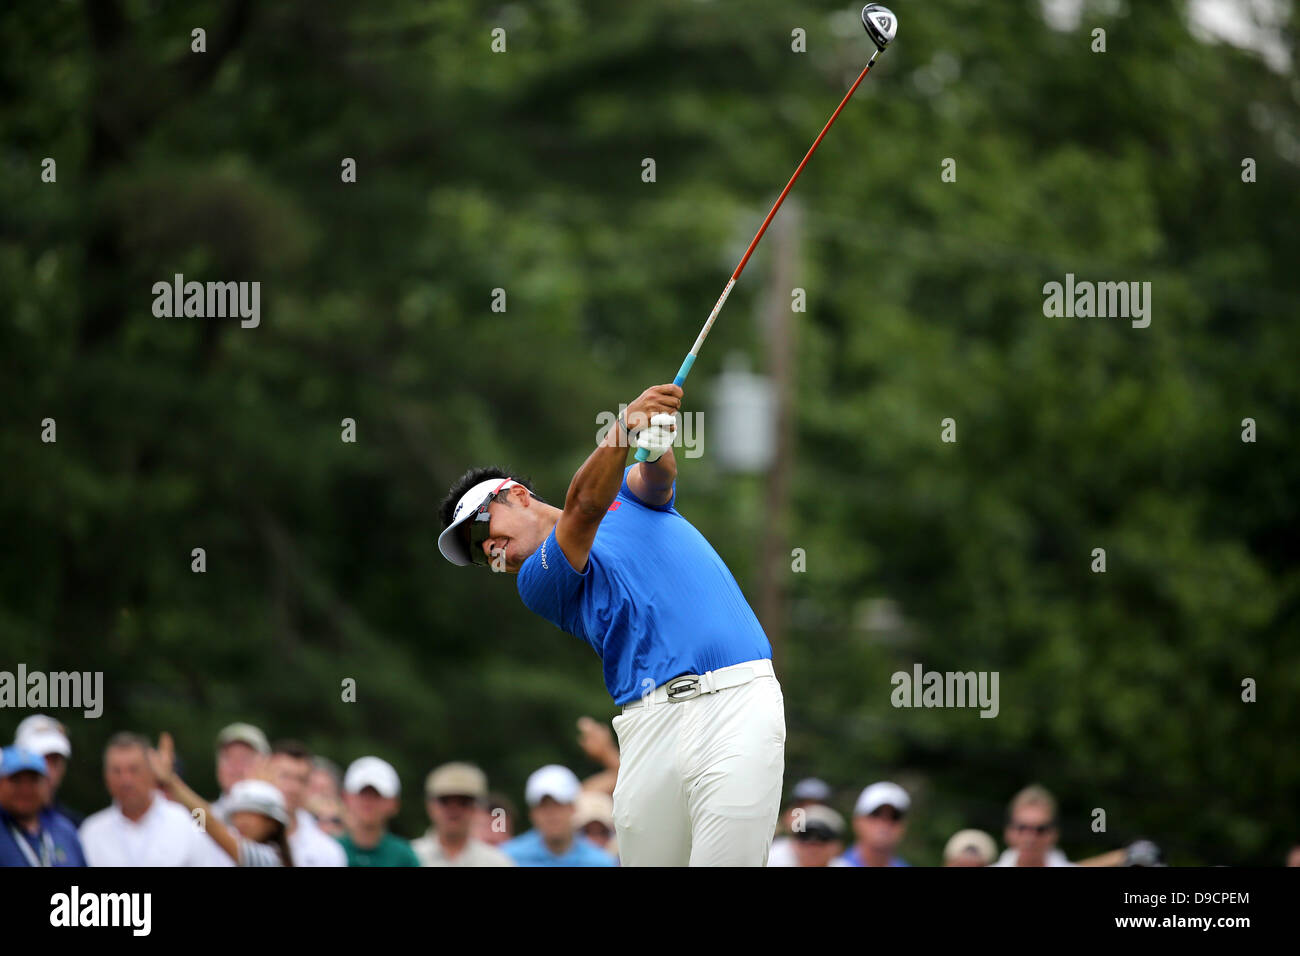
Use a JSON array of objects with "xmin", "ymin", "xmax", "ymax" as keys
[{"xmin": 2, "ymin": 713, "xmax": 1291, "ymax": 867}]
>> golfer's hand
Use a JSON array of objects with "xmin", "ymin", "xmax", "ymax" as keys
[
  {"xmin": 636, "ymin": 413, "xmax": 677, "ymax": 462},
  {"xmin": 624, "ymin": 385, "xmax": 683, "ymax": 434}
]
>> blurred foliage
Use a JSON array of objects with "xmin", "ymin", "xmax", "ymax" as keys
[{"xmin": 1, "ymin": 0, "xmax": 1297, "ymax": 863}]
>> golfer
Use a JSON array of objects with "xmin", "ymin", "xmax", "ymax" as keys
[{"xmin": 438, "ymin": 384, "xmax": 785, "ymax": 866}]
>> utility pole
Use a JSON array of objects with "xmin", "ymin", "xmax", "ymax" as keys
[{"xmin": 756, "ymin": 201, "xmax": 800, "ymax": 671}]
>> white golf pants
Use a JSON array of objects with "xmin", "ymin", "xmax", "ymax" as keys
[{"xmin": 611, "ymin": 660, "xmax": 786, "ymax": 866}]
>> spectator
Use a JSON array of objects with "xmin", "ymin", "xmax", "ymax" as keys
[
  {"xmin": 307, "ymin": 756, "xmax": 343, "ymax": 804},
  {"xmin": 1287, "ymin": 844, "xmax": 1300, "ymax": 867},
  {"xmin": 770, "ymin": 804, "xmax": 849, "ymax": 867},
  {"xmin": 151, "ymin": 733, "xmax": 293, "ymax": 866},
  {"xmin": 306, "ymin": 792, "xmax": 347, "ymax": 839},
  {"xmin": 943, "ymin": 829, "xmax": 997, "ymax": 867},
  {"xmin": 13, "ymin": 715, "xmax": 82, "ymax": 826},
  {"xmin": 338, "ymin": 756, "xmax": 420, "ymax": 867},
  {"xmin": 839, "ymin": 781, "xmax": 912, "ymax": 867},
  {"xmin": 268, "ymin": 740, "xmax": 346, "ymax": 867},
  {"xmin": 501, "ymin": 765, "xmax": 616, "ymax": 867},
  {"xmin": 210, "ymin": 722, "xmax": 271, "ymax": 821},
  {"xmin": 991, "ymin": 784, "xmax": 1075, "ymax": 867},
  {"xmin": 768, "ymin": 777, "xmax": 833, "ymax": 867},
  {"xmin": 575, "ymin": 716, "xmax": 620, "ymax": 795},
  {"xmin": 412, "ymin": 762, "xmax": 514, "ymax": 867},
  {"xmin": 79, "ymin": 732, "xmax": 221, "ymax": 866},
  {"xmin": 144, "ymin": 732, "xmax": 293, "ymax": 866},
  {"xmin": 0, "ymin": 747, "xmax": 85, "ymax": 867},
  {"xmin": 473, "ymin": 791, "xmax": 518, "ymax": 847},
  {"xmin": 573, "ymin": 789, "xmax": 618, "ymax": 861}
]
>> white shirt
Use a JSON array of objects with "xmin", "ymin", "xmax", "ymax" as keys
[
  {"xmin": 289, "ymin": 809, "xmax": 347, "ymax": 867},
  {"xmin": 990, "ymin": 847, "xmax": 1076, "ymax": 867},
  {"xmin": 767, "ymin": 836, "xmax": 797, "ymax": 867},
  {"xmin": 411, "ymin": 828, "xmax": 516, "ymax": 867},
  {"xmin": 80, "ymin": 794, "xmax": 220, "ymax": 867},
  {"xmin": 766, "ymin": 836, "xmax": 851, "ymax": 866}
]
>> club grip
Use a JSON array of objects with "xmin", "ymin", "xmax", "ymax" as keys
[{"xmin": 633, "ymin": 355, "xmax": 696, "ymax": 462}]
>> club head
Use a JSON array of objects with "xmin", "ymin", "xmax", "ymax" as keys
[{"xmin": 861, "ymin": 4, "xmax": 898, "ymax": 51}]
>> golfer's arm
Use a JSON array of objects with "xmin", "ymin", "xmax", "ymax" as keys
[
  {"xmin": 629, "ymin": 447, "xmax": 676, "ymax": 506},
  {"xmin": 555, "ymin": 420, "xmax": 629, "ymax": 571}
]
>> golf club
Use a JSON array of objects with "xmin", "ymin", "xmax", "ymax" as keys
[{"xmin": 634, "ymin": 3, "xmax": 898, "ymax": 461}]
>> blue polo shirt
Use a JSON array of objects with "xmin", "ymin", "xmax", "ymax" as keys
[
  {"xmin": 501, "ymin": 830, "xmax": 617, "ymax": 867},
  {"xmin": 517, "ymin": 466, "xmax": 772, "ymax": 705},
  {"xmin": 839, "ymin": 845, "xmax": 910, "ymax": 867},
  {"xmin": 0, "ymin": 807, "xmax": 86, "ymax": 867}
]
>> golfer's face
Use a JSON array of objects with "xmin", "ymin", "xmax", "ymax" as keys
[{"xmin": 479, "ymin": 499, "xmax": 530, "ymax": 573}]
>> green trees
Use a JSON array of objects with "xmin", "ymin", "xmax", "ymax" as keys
[{"xmin": 1, "ymin": 0, "xmax": 1295, "ymax": 861}]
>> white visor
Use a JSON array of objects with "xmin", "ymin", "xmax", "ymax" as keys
[{"xmin": 438, "ymin": 477, "xmax": 521, "ymax": 566}]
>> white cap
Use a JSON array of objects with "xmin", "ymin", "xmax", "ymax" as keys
[
  {"xmin": 943, "ymin": 828, "xmax": 997, "ymax": 864},
  {"xmin": 226, "ymin": 779, "xmax": 290, "ymax": 826},
  {"xmin": 854, "ymin": 781, "xmax": 911, "ymax": 816},
  {"xmin": 524, "ymin": 764, "xmax": 581, "ymax": 807},
  {"xmin": 343, "ymin": 756, "xmax": 402, "ymax": 798},
  {"xmin": 437, "ymin": 477, "xmax": 524, "ymax": 566},
  {"xmin": 14, "ymin": 715, "xmax": 71, "ymax": 758}
]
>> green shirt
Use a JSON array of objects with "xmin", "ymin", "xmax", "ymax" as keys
[{"xmin": 337, "ymin": 832, "xmax": 421, "ymax": 867}]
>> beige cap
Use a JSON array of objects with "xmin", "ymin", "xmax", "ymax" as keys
[
  {"xmin": 572, "ymin": 789, "xmax": 615, "ymax": 831},
  {"xmin": 216, "ymin": 722, "xmax": 270, "ymax": 755},
  {"xmin": 943, "ymin": 829, "xmax": 997, "ymax": 864},
  {"xmin": 425, "ymin": 762, "xmax": 488, "ymax": 800}
]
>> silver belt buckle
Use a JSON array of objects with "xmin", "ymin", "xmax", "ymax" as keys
[{"xmin": 665, "ymin": 675, "xmax": 701, "ymax": 702}]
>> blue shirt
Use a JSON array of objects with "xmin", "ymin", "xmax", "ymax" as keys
[
  {"xmin": 0, "ymin": 807, "xmax": 87, "ymax": 867},
  {"xmin": 838, "ymin": 845, "xmax": 910, "ymax": 867},
  {"xmin": 501, "ymin": 829, "xmax": 617, "ymax": 867},
  {"xmin": 517, "ymin": 465, "xmax": 772, "ymax": 704}
]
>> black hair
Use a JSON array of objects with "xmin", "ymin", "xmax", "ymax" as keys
[
  {"xmin": 439, "ymin": 467, "xmax": 545, "ymax": 529},
  {"xmin": 270, "ymin": 739, "xmax": 311, "ymax": 761},
  {"xmin": 267, "ymin": 819, "xmax": 295, "ymax": 867}
]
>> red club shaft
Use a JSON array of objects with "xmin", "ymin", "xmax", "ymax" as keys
[{"xmin": 731, "ymin": 50, "xmax": 880, "ymax": 282}]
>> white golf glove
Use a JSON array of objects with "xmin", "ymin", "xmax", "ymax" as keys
[{"xmin": 636, "ymin": 413, "xmax": 678, "ymax": 462}]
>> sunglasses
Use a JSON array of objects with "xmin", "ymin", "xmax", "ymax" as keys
[
  {"xmin": 433, "ymin": 794, "xmax": 478, "ymax": 808},
  {"xmin": 1012, "ymin": 822, "xmax": 1054, "ymax": 835},
  {"xmin": 868, "ymin": 807, "xmax": 905, "ymax": 823},
  {"xmin": 468, "ymin": 479, "xmax": 515, "ymax": 568},
  {"xmin": 794, "ymin": 828, "xmax": 838, "ymax": 844}
]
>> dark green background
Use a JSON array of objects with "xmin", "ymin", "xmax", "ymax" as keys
[{"xmin": 2, "ymin": 0, "xmax": 1296, "ymax": 864}]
